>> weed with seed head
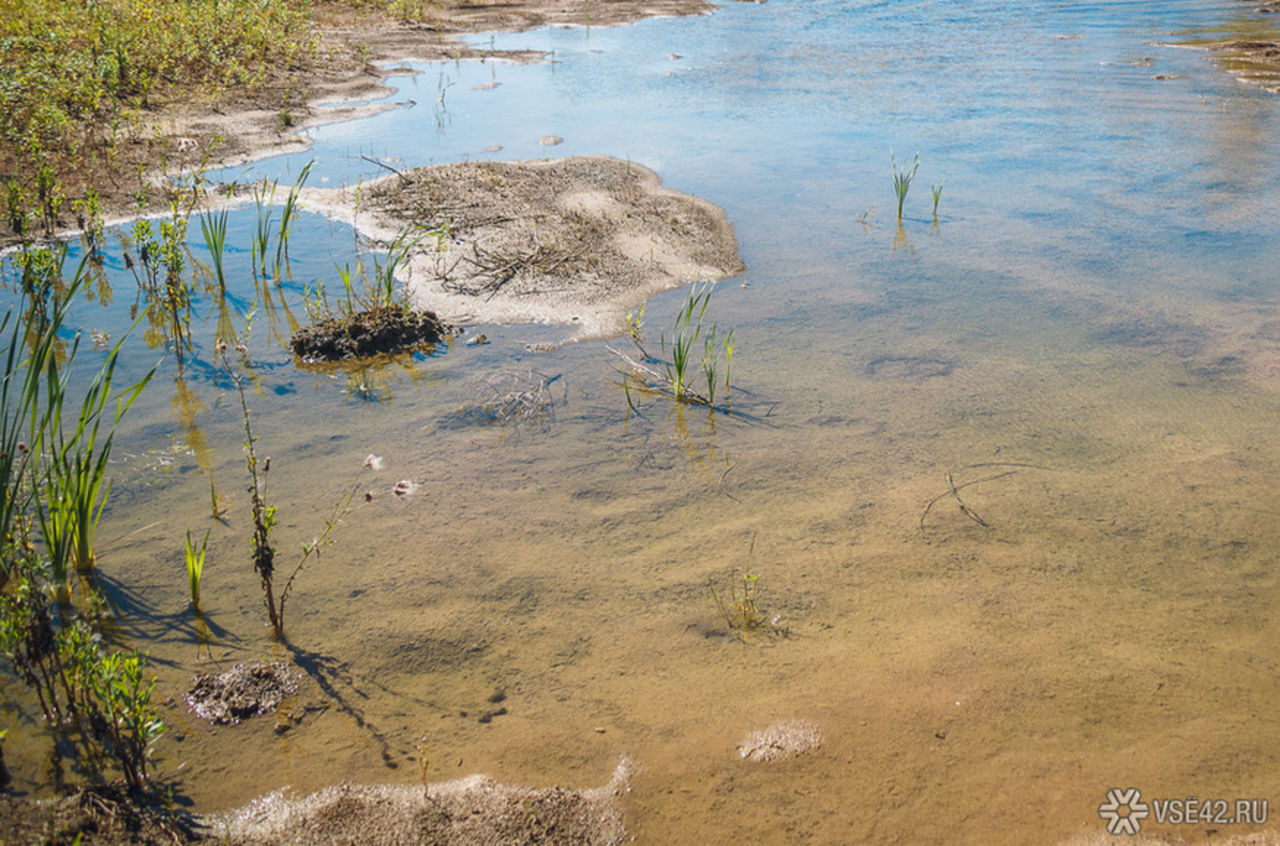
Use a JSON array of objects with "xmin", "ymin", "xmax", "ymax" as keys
[{"xmin": 708, "ymin": 570, "xmax": 765, "ymax": 633}]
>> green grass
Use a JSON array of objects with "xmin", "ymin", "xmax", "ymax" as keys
[
  {"xmin": 0, "ymin": 244, "xmax": 164, "ymax": 791},
  {"xmin": 0, "ymin": 0, "xmax": 317, "ymax": 229},
  {"xmin": 198, "ymin": 208, "xmax": 229, "ymax": 292},
  {"xmin": 184, "ymin": 529, "xmax": 210, "ymax": 612},
  {"xmin": 891, "ymin": 151, "xmax": 920, "ymax": 222}
]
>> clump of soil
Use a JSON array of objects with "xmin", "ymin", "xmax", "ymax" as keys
[
  {"xmin": 300, "ymin": 156, "xmax": 746, "ymax": 339},
  {"xmin": 202, "ymin": 760, "xmax": 631, "ymax": 845},
  {"xmin": 187, "ymin": 661, "xmax": 300, "ymax": 725},
  {"xmin": 289, "ymin": 306, "xmax": 448, "ymax": 361}
]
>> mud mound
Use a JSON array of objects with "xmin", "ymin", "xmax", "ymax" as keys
[
  {"xmin": 202, "ymin": 760, "xmax": 630, "ymax": 845},
  {"xmin": 290, "ymin": 306, "xmax": 448, "ymax": 361},
  {"xmin": 300, "ymin": 157, "xmax": 745, "ymax": 340},
  {"xmin": 187, "ymin": 661, "xmax": 300, "ymax": 725}
]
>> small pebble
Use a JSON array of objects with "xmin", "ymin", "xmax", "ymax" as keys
[{"xmin": 540, "ymin": 135, "xmax": 564, "ymax": 146}]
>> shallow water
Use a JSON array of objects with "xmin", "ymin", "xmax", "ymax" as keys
[{"xmin": 5, "ymin": 0, "xmax": 1280, "ymax": 842}]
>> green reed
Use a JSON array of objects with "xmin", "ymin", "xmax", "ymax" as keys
[
  {"xmin": 199, "ymin": 208, "xmax": 229, "ymax": 292},
  {"xmin": 892, "ymin": 150, "xmax": 920, "ymax": 221},
  {"xmin": 184, "ymin": 529, "xmax": 210, "ymax": 612}
]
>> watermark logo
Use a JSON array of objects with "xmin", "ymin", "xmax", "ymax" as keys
[
  {"xmin": 1099, "ymin": 788, "xmax": 1148, "ymax": 835},
  {"xmin": 1098, "ymin": 788, "xmax": 1269, "ymax": 835}
]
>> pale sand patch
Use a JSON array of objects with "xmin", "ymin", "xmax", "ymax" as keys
[
  {"xmin": 736, "ymin": 720, "xmax": 823, "ymax": 763},
  {"xmin": 200, "ymin": 758, "xmax": 630, "ymax": 845}
]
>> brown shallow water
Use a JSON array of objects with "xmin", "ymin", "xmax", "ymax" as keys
[
  {"xmin": 6, "ymin": 0, "xmax": 1280, "ymax": 842},
  {"xmin": 5, "ymin": 255, "xmax": 1272, "ymax": 843}
]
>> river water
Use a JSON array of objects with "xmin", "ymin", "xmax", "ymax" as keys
[{"xmin": 4, "ymin": 0, "xmax": 1280, "ymax": 842}]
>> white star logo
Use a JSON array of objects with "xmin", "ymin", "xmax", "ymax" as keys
[{"xmin": 1098, "ymin": 787, "xmax": 1150, "ymax": 835}]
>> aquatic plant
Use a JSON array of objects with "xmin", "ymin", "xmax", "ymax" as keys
[
  {"xmin": 708, "ymin": 570, "xmax": 765, "ymax": 633},
  {"xmin": 185, "ymin": 529, "xmax": 210, "ymax": 612},
  {"xmin": 931, "ymin": 181, "xmax": 944, "ymax": 222},
  {"xmin": 124, "ymin": 209, "xmax": 195, "ymax": 365},
  {"xmin": 662, "ymin": 290, "xmax": 704, "ymax": 402},
  {"xmin": 15, "ymin": 250, "xmax": 152, "ymax": 593},
  {"xmin": 226, "ymin": 363, "xmax": 281, "ymax": 634},
  {"xmin": 252, "ymin": 178, "xmax": 277, "ymax": 282},
  {"xmin": 274, "ymin": 161, "xmax": 313, "ymax": 280},
  {"xmin": 199, "ymin": 208, "xmax": 229, "ymax": 292},
  {"xmin": 0, "ymin": 256, "xmax": 164, "ymax": 791},
  {"xmin": 224, "ymin": 352, "xmax": 368, "ymax": 638},
  {"xmin": 613, "ymin": 283, "xmax": 736, "ymax": 409},
  {"xmin": 891, "ymin": 151, "xmax": 920, "ymax": 221}
]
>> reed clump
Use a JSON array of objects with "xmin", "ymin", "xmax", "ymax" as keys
[{"xmin": 0, "ymin": 248, "xmax": 164, "ymax": 792}]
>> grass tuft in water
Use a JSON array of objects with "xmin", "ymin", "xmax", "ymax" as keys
[
  {"xmin": 709, "ymin": 569, "xmax": 765, "ymax": 633},
  {"xmin": 184, "ymin": 529, "xmax": 210, "ymax": 612},
  {"xmin": 612, "ymin": 283, "xmax": 736, "ymax": 410},
  {"xmin": 0, "ymin": 246, "xmax": 164, "ymax": 791},
  {"xmin": 891, "ymin": 150, "xmax": 920, "ymax": 222}
]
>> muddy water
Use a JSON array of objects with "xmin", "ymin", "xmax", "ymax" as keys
[{"xmin": 6, "ymin": 0, "xmax": 1280, "ymax": 842}]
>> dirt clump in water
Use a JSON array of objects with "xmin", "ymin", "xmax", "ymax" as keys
[
  {"xmin": 301, "ymin": 156, "xmax": 746, "ymax": 339},
  {"xmin": 290, "ymin": 306, "xmax": 450, "ymax": 361},
  {"xmin": 186, "ymin": 661, "xmax": 301, "ymax": 725}
]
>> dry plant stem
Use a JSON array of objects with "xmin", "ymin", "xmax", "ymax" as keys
[
  {"xmin": 605, "ymin": 344, "xmax": 712, "ymax": 407},
  {"xmin": 917, "ymin": 463, "xmax": 1052, "ymax": 529}
]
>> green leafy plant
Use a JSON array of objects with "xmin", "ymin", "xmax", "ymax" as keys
[
  {"xmin": 891, "ymin": 150, "xmax": 920, "ymax": 222},
  {"xmin": 931, "ymin": 181, "xmax": 944, "ymax": 221},
  {"xmin": 184, "ymin": 529, "xmax": 210, "ymax": 612},
  {"xmin": 0, "ymin": 258, "xmax": 163, "ymax": 791}
]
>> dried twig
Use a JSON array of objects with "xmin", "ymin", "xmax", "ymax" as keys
[{"xmin": 919, "ymin": 468, "xmax": 1025, "ymax": 530}]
